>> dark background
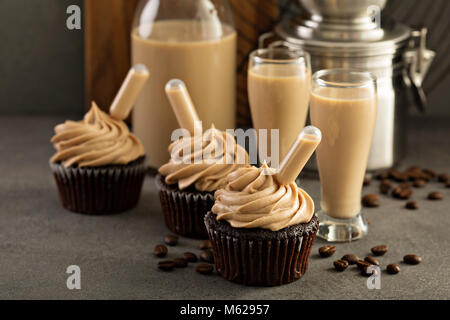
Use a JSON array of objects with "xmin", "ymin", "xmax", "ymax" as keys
[
  {"xmin": 0, "ymin": 0, "xmax": 448, "ymax": 117},
  {"xmin": 0, "ymin": 0, "xmax": 84, "ymax": 116}
]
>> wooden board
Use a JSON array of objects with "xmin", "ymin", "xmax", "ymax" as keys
[{"xmin": 84, "ymin": 0, "xmax": 139, "ymax": 116}]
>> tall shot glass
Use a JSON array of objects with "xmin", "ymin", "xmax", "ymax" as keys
[{"xmin": 310, "ymin": 69, "xmax": 378, "ymax": 242}]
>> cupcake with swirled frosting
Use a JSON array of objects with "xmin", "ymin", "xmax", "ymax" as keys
[
  {"xmin": 156, "ymin": 125, "xmax": 249, "ymax": 239},
  {"xmin": 49, "ymin": 102, "xmax": 147, "ymax": 215},
  {"xmin": 204, "ymin": 163, "xmax": 319, "ymax": 286}
]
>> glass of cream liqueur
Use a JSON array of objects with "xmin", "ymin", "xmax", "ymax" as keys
[
  {"xmin": 248, "ymin": 48, "xmax": 311, "ymax": 168},
  {"xmin": 310, "ymin": 69, "xmax": 378, "ymax": 242}
]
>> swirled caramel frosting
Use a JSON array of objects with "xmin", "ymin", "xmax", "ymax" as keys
[
  {"xmin": 212, "ymin": 163, "xmax": 314, "ymax": 231},
  {"xmin": 158, "ymin": 126, "xmax": 249, "ymax": 192},
  {"xmin": 50, "ymin": 102, "xmax": 145, "ymax": 167}
]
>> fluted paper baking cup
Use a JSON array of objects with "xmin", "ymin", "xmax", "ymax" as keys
[
  {"xmin": 205, "ymin": 212, "xmax": 319, "ymax": 286},
  {"xmin": 156, "ymin": 174, "xmax": 214, "ymax": 239},
  {"xmin": 50, "ymin": 156, "xmax": 146, "ymax": 215}
]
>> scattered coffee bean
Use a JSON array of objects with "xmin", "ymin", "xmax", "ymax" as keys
[
  {"xmin": 386, "ymin": 263, "xmax": 400, "ymax": 274},
  {"xmin": 398, "ymin": 182, "xmax": 412, "ymax": 189},
  {"xmin": 183, "ymin": 252, "xmax": 198, "ymax": 263},
  {"xmin": 356, "ymin": 259, "xmax": 372, "ymax": 270},
  {"xmin": 392, "ymin": 186, "xmax": 413, "ymax": 200},
  {"xmin": 446, "ymin": 182, "xmax": 450, "ymax": 188},
  {"xmin": 413, "ymin": 179, "xmax": 426, "ymax": 188},
  {"xmin": 422, "ymin": 168, "xmax": 436, "ymax": 178},
  {"xmin": 364, "ymin": 256, "xmax": 380, "ymax": 266},
  {"xmin": 438, "ymin": 173, "xmax": 449, "ymax": 183},
  {"xmin": 153, "ymin": 245, "xmax": 168, "ymax": 258},
  {"xmin": 200, "ymin": 250, "xmax": 214, "ymax": 263},
  {"xmin": 158, "ymin": 260, "xmax": 176, "ymax": 271},
  {"xmin": 341, "ymin": 254, "xmax": 360, "ymax": 265},
  {"xmin": 361, "ymin": 264, "xmax": 378, "ymax": 277},
  {"xmin": 196, "ymin": 263, "xmax": 214, "ymax": 275},
  {"xmin": 333, "ymin": 259, "xmax": 349, "ymax": 272},
  {"xmin": 164, "ymin": 234, "xmax": 179, "ymax": 246},
  {"xmin": 389, "ymin": 170, "xmax": 409, "ymax": 182},
  {"xmin": 407, "ymin": 165, "xmax": 421, "ymax": 172},
  {"xmin": 363, "ymin": 175, "xmax": 371, "ymax": 186},
  {"xmin": 403, "ymin": 254, "xmax": 422, "ymax": 265},
  {"xmin": 428, "ymin": 191, "xmax": 443, "ymax": 200},
  {"xmin": 371, "ymin": 245, "xmax": 388, "ymax": 256},
  {"xmin": 379, "ymin": 180, "xmax": 392, "ymax": 194},
  {"xmin": 362, "ymin": 194, "xmax": 380, "ymax": 207},
  {"xmin": 200, "ymin": 240, "xmax": 212, "ymax": 250},
  {"xmin": 319, "ymin": 245, "xmax": 336, "ymax": 258},
  {"xmin": 173, "ymin": 258, "xmax": 188, "ymax": 268},
  {"xmin": 376, "ymin": 172, "xmax": 389, "ymax": 180},
  {"xmin": 405, "ymin": 200, "xmax": 419, "ymax": 210}
]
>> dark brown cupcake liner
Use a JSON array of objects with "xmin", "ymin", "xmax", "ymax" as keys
[
  {"xmin": 204, "ymin": 212, "xmax": 319, "ymax": 286},
  {"xmin": 156, "ymin": 174, "xmax": 214, "ymax": 239},
  {"xmin": 50, "ymin": 156, "xmax": 146, "ymax": 215}
]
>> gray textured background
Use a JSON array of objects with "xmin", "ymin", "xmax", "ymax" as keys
[
  {"xmin": 0, "ymin": 115, "xmax": 448, "ymax": 299},
  {"xmin": 0, "ymin": 0, "xmax": 84, "ymax": 116}
]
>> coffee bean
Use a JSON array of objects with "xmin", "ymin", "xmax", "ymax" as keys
[
  {"xmin": 428, "ymin": 191, "xmax": 443, "ymax": 200},
  {"xmin": 413, "ymin": 179, "xmax": 426, "ymax": 188},
  {"xmin": 371, "ymin": 245, "xmax": 388, "ymax": 256},
  {"xmin": 319, "ymin": 245, "xmax": 336, "ymax": 258},
  {"xmin": 341, "ymin": 254, "xmax": 360, "ymax": 265},
  {"xmin": 333, "ymin": 259, "xmax": 349, "ymax": 272},
  {"xmin": 446, "ymin": 182, "xmax": 450, "ymax": 188},
  {"xmin": 200, "ymin": 240, "xmax": 212, "ymax": 250},
  {"xmin": 200, "ymin": 250, "xmax": 214, "ymax": 263},
  {"xmin": 196, "ymin": 263, "xmax": 214, "ymax": 275},
  {"xmin": 173, "ymin": 258, "xmax": 188, "ymax": 268},
  {"xmin": 364, "ymin": 256, "xmax": 380, "ymax": 266},
  {"xmin": 379, "ymin": 180, "xmax": 392, "ymax": 194},
  {"xmin": 381, "ymin": 179, "xmax": 393, "ymax": 187},
  {"xmin": 153, "ymin": 245, "xmax": 168, "ymax": 258},
  {"xmin": 422, "ymin": 169, "xmax": 436, "ymax": 178},
  {"xmin": 164, "ymin": 234, "xmax": 179, "ymax": 246},
  {"xmin": 158, "ymin": 260, "xmax": 175, "ymax": 271},
  {"xmin": 438, "ymin": 173, "xmax": 449, "ymax": 183},
  {"xmin": 183, "ymin": 252, "xmax": 198, "ymax": 263},
  {"xmin": 362, "ymin": 194, "xmax": 380, "ymax": 207},
  {"xmin": 407, "ymin": 165, "xmax": 422, "ymax": 174},
  {"xmin": 389, "ymin": 170, "xmax": 409, "ymax": 182},
  {"xmin": 386, "ymin": 263, "xmax": 400, "ymax": 274},
  {"xmin": 356, "ymin": 259, "xmax": 372, "ymax": 270},
  {"xmin": 392, "ymin": 186, "xmax": 413, "ymax": 200},
  {"xmin": 403, "ymin": 254, "xmax": 422, "ymax": 265},
  {"xmin": 405, "ymin": 201, "xmax": 419, "ymax": 210},
  {"xmin": 361, "ymin": 264, "xmax": 378, "ymax": 277},
  {"xmin": 376, "ymin": 172, "xmax": 389, "ymax": 180},
  {"xmin": 398, "ymin": 182, "xmax": 412, "ymax": 189},
  {"xmin": 363, "ymin": 175, "xmax": 371, "ymax": 186}
]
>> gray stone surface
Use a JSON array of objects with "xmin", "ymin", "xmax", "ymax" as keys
[{"xmin": 0, "ymin": 115, "xmax": 449, "ymax": 299}]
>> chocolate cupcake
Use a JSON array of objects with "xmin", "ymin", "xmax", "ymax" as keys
[
  {"xmin": 157, "ymin": 125, "xmax": 249, "ymax": 239},
  {"xmin": 205, "ymin": 164, "xmax": 318, "ymax": 286},
  {"xmin": 50, "ymin": 102, "xmax": 147, "ymax": 215}
]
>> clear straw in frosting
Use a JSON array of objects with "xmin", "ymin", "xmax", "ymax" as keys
[
  {"xmin": 109, "ymin": 64, "xmax": 150, "ymax": 120},
  {"xmin": 165, "ymin": 79, "xmax": 202, "ymax": 136},
  {"xmin": 275, "ymin": 125, "xmax": 322, "ymax": 185}
]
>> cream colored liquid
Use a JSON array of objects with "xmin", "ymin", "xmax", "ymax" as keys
[
  {"xmin": 132, "ymin": 20, "xmax": 236, "ymax": 168},
  {"xmin": 310, "ymin": 87, "xmax": 377, "ymax": 219},
  {"xmin": 248, "ymin": 64, "xmax": 311, "ymax": 164}
]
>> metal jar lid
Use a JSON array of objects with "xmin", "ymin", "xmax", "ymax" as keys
[{"xmin": 274, "ymin": 16, "xmax": 411, "ymax": 57}]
